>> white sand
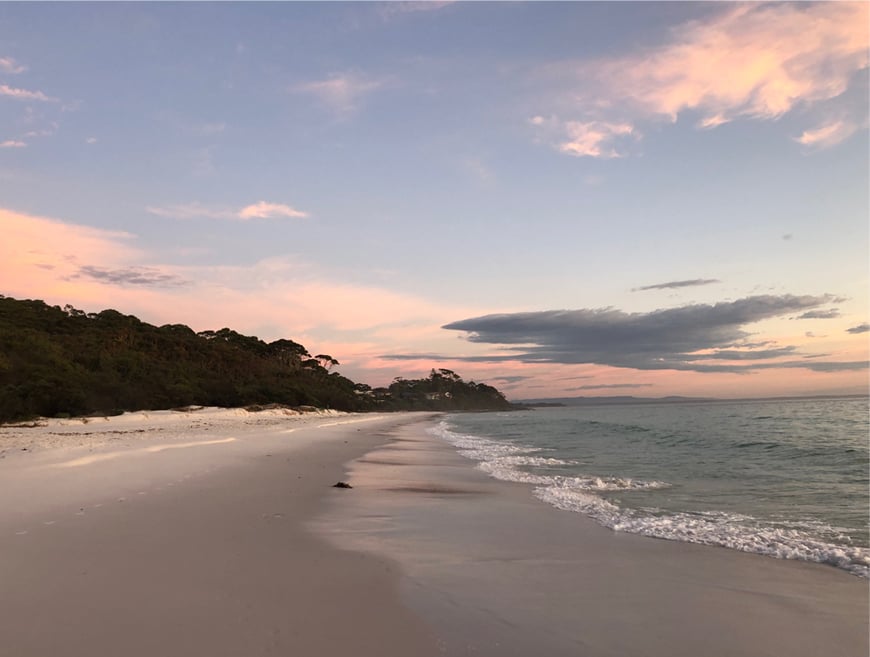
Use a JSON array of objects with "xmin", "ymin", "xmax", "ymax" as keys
[
  {"xmin": 0, "ymin": 409, "xmax": 440, "ymax": 657},
  {"xmin": 0, "ymin": 405, "xmax": 351, "ymax": 456}
]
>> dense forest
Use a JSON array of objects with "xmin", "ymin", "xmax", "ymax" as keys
[{"xmin": 0, "ymin": 295, "xmax": 512, "ymax": 422}]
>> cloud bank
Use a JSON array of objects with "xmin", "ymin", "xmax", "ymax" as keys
[{"xmin": 441, "ymin": 296, "xmax": 864, "ymax": 373}]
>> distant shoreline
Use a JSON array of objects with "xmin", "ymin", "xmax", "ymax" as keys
[{"xmin": 514, "ymin": 392, "xmax": 869, "ymax": 406}]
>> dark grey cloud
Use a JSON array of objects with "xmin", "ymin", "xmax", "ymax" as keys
[
  {"xmin": 847, "ymin": 323, "xmax": 870, "ymax": 334},
  {"xmin": 490, "ymin": 375, "xmax": 533, "ymax": 384},
  {"xmin": 566, "ymin": 383, "xmax": 653, "ymax": 391},
  {"xmin": 380, "ymin": 353, "xmax": 453, "ymax": 361},
  {"xmin": 381, "ymin": 353, "xmax": 527, "ymax": 364},
  {"xmin": 632, "ymin": 278, "xmax": 720, "ymax": 292},
  {"xmin": 690, "ymin": 347, "xmax": 797, "ymax": 360},
  {"xmin": 439, "ymin": 294, "xmax": 856, "ymax": 374},
  {"xmin": 778, "ymin": 360, "xmax": 867, "ymax": 372},
  {"xmin": 73, "ymin": 265, "xmax": 189, "ymax": 288},
  {"xmin": 796, "ymin": 309, "xmax": 840, "ymax": 319}
]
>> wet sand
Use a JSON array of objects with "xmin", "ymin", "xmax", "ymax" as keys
[
  {"xmin": 0, "ymin": 410, "xmax": 439, "ymax": 657},
  {"xmin": 314, "ymin": 418, "xmax": 870, "ymax": 657}
]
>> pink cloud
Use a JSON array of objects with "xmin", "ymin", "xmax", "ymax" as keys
[
  {"xmin": 0, "ymin": 56, "xmax": 26, "ymax": 74},
  {"xmin": 0, "ymin": 83, "xmax": 56, "ymax": 102},
  {"xmin": 0, "ymin": 208, "xmax": 142, "ymax": 306},
  {"xmin": 0, "ymin": 140, "xmax": 26, "ymax": 148},
  {"xmin": 147, "ymin": 201, "xmax": 309, "ymax": 220},
  {"xmin": 4, "ymin": 207, "xmax": 865, "ymax": 398},
  {"xmin": 378, "ymin": 1, "xmax": 454, "ymax": 20},
  {"xmin": 293, "ymin": 72, "xmax": 387, "ymax": 115},
  {"xmin": 237, "ymin": 201, "xmax": 308, "ymax": 220},
  {"xmin": 535, "ymin": 2, "xmax": 869, "ymax": 155},
  {"xmin": 795, "ymin": 120, "xmax": 859, "ymax": 148},
  {"xmin": 559, "ymin": 121, "xmax": 636, "ymax": 158},
  {"xmin": 0, "ymin": 207, "xmax": 479, "ymax": 378},
  {"xmin": 595, "ymin": 3, "xmax": 867, "ymax": 121}
]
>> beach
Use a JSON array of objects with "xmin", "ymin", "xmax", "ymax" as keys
[
  {"xmin": 1, "ymin": 409, "xmax": 867, "ymax": 657},
  {"xmin": 0, "ymin": 408, "xmax": 438, "ymax": 657},
  {"xmin": 315, "ymin": 415, "xmax": 869, "ymax": 657}
]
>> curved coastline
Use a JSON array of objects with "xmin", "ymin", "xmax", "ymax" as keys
[
  {"xmin": 0, "ymin": 409, "xmax": 440, "ymax": 657},
  {"xmin": 315, "ymin": 415, "xmax": 869, "ymax": 657}
]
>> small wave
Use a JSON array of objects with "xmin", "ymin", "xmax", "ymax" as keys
[
  {"xmin": 431, "ymin": 419, "xmax": 869, "ymax": 578},
  {"xmin": 431, "ymin": 421, "xmax": 667, "ymax": 491},
  {"xmin": 535, "ymin": 485, "xmax": 870, "ymax": 578},
  {"xmin": 559, "ymin": 475, "xmax": 670, "ymax": 491},
  {"xmin": 477, "ymin": 461, "xmax": 557, "ymax": 485}
]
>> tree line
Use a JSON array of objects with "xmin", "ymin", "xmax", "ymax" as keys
[{"xmin": 0, "ymin": 295, "xmax": 512, "ymax": 422}]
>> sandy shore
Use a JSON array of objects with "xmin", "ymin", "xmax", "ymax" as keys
[
  {"xmin": 4, "ymin": 409, "xmax": 866, "ymax": 657},
  {"xmin": 0, "ymin": 408, "xmax": 440, "ymax": 657},
  {"xmin": 315, "ymin": 418, "xmax": 870, "ymax": 657}
]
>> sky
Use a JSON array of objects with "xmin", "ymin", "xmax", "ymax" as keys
[{"xmin": 1, "ymin": 1, "xmax": 868, "ymax": 400}]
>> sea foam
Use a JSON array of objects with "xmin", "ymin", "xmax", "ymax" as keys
[{"xmin": 430, "ymin": 419, "xmax": 870, "ymax": 578}]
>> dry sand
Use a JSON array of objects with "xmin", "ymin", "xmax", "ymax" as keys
[{"xmin": 0, "ymin": 408, "xmax": 440, "ymax": 657}]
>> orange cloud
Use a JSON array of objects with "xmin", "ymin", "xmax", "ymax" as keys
[
  {"xmin": 535, "ymin": 2, "xmax": 869, "ymax": 156},
  {"xmin": 559, "ymin": 121, "xmax": 636, "ymax": 158},
  {"xmin": 0, "ymin": 207, "xmax": 480, "ymax": 369},
  {"xmin": 599, "ymin": 3, "xmax": 867, "ymax": 121},
  {"xmin": 4, "ymin": 207, "xmax": 864, "ymax": 398}
]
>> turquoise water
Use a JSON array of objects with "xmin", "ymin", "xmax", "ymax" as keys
[{"xmin": 434, "ymin": 397, "xmax": 869, "ymax": 577}]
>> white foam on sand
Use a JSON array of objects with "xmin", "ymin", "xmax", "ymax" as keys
[{"xmin": 430, "ymin": 419, "xmax": 870, "ymax": 578}]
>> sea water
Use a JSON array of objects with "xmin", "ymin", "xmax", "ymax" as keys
[{"xmin": 432, "ymin": 397, "xmax": 869, "ymax": 577}]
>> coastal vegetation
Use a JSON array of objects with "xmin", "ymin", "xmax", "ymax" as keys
[{"xmin": 0, "ymin": 295, "xmax": 511, "ymax": 422}]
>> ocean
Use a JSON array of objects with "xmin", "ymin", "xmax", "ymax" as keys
[{"xmin": 432, "ymin": 397, "xmax": 869, "ymax": 578}]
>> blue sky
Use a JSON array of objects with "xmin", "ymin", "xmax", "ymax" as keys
[{"xmin": 2, "ymin": 2, "xmax": 868, "ymax": 399}]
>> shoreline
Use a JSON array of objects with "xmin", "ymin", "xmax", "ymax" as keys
[
  {"xmin": 0, "ymin": 410, "xmax": 441, "ymax": 656},
  {"xmin": 314, "ymin": 415, "xmax": 869, "ymax": 657},
  {"xmin": 4, "ymin": 408, "xmax": 866, "ymax": 656}
]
